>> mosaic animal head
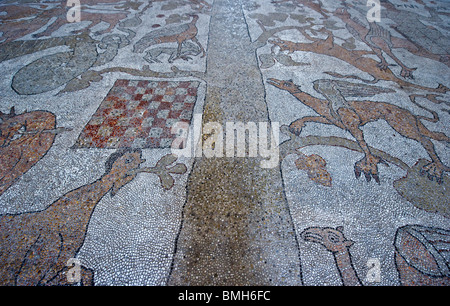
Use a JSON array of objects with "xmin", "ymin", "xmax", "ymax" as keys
[
  {"xmin": 301, "ymin": 226, "xmax": 354, "ymax": 253},
  {"xmin": 267, "ymin": 78, "xmax": 302, "ymax": 93},
  {"xmin": 104, "ymin": 148, "xmax": 146, "ymax": 196}
]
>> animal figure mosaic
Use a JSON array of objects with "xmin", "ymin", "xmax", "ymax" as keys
[
  {"xmin": 272, "ymin": 0, "xmax": 329, "ymax": 18},
  {"xmin": 133, "ymin": 14, "xmax": 206, "ymax": 60},
  {"xmin": 0, "ymin": 149, "xmax": 144, "ymax": 285},
  {"xmin": 0, "ymin": 150, "xmax": 186, "ymax": 285},
  {"xmin": 394, "ymin": 224, "xmax": 450, "ymax": 286},
  {"xmin": 0, "ymin": 0, "xmax": 448, "ymax": 287},
  {"xmin": 334, "ymin": 6, "xmax": 449, "ymax": 75},
  {"xmin": 302, "ymin": 224, "xmax": 450, "ymax": 286},
  {"xmin": 10, "ymin": 28, "xmax": 136, "ymax": 95},
  {"xmin": 0, "ymin": 0, "xmax": 139, "ymax": 44},
  {"xmin": 334, "ymin": 8, "xmax": 416, "ymax": 79},
  {"xmin": 144, "ymin": 41, "xmax": 201, "ymax": 63},
  {"xmin": 268, "ymin": 78, "xmax": 450, "ymax": 184},
  {"xmin": 0, "ymin": 109, "xmax": 65, "ymax": 196},
  {"xmin": 380, "ymin": 0, "xmax": 450, "ymax": 61},
  {"xmin": 0, "ymin": 3, "xmax": 58, "ymax": 44},
  {"xmin": 301, "ymin": 226, "xmax": 362, "ymax": 286},
  {"xmin": 33, "ymin": 1, "xmax": 133, "ymax": 38},
  {"xmin": 269, "ymin": 30, "xmax": 448, "ymax": 93}
]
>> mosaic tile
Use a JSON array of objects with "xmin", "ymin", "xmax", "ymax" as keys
[{"xmin": 74, "ymin": 80, "xmax": 199, "ymax": 149}]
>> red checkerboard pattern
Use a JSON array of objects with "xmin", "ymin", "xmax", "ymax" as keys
[{"xmin": 75, "ymin": 79, "xmax": 199, "ymax": 149}]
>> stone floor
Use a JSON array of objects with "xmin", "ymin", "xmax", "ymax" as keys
[{"xmin": 0, "ymin": 0, "xmax": 449, "ymax": 286}]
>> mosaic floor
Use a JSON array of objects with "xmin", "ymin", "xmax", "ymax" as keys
[{"xmin": 0, "ymin": 0, "xmax": 449, "ymax": 286}]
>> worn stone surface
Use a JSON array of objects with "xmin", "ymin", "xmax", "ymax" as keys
[{"xmin": 167, "ymin": 0, "xmax": 302, "ymax": 286}]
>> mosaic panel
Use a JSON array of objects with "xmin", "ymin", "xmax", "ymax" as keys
[{"xmin": 75, "ymin": 80, "xmax": 199, "ymax": 149}]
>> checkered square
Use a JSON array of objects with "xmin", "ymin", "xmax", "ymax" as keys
[{"xmin": 75, "ymin": 80, "xmax": 199, "ymax": 149}]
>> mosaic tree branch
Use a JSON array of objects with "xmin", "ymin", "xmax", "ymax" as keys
[
  {"xmin": 279, "ymin": 125, "xmax": 410, "ymax": 172},
  {"xmin": 101, "ymin": 65, "xmax": 205, "ymax": 79},
  {"xmin": 59, "ymin": 65, "xmax": 206, "ymax": 95},
  {"xmin": 129, "ymin": 154, "xmax": 188, "ymax": 190}
]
